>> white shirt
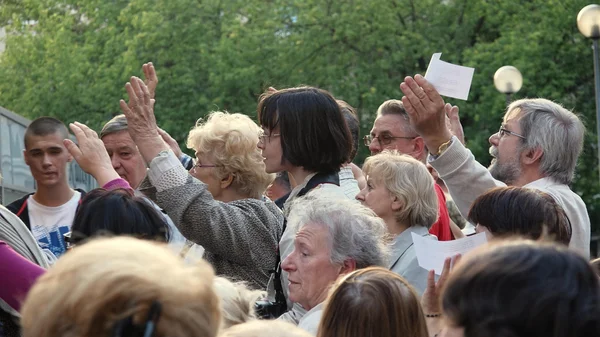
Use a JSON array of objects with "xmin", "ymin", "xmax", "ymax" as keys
[{"xmin": 28, "ymin": 191, "xmax": 81, "ymax": 263}]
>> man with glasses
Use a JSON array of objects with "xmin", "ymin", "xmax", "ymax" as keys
[
  {"xmin": 399, "ymin": 74, "xmax": 590, "ymax": 257},
  {"xmin": 364, "ymin": 99, "xmax": 454, "ymax": 241}
]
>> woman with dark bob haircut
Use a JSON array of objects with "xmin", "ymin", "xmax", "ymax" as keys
[
  {"xmin": 468, "ymin": 186, "xmax": 571, "ymax": 245},
  {"xmin": 257, "ymin": 87, "xmax": 357, "ymax": 320},
  {"xmin": 69, "ymin": 188, "xmax": 169, "ymax": 245},
  {"xmin": 440, "ymin": 241, "xmax": 600, "ymax": 337}
]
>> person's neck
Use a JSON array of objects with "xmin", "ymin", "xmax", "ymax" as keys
[
  {"xmin": 216, "ymin": 189, "xmax": 251, "ymax": 203},
  {"xmin": 33, "ymin": 182, "xmax": 75, "ymax": 207},
  {"xmin": 385, "ymin": 217, "xmax": 410, "ymax": 236},
  {"xmin": 511, "ymin": 166, "xmax": 544, "ymax": 187},
  {"xmin": 288, "ymin": 167, "xmax": 314, "ymax": 189}
]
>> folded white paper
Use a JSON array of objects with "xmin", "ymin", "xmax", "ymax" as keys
[
  {"xmin": 424, "ymin": 53, "xmax": 475, "ymax": 100},
  {"xmin": 411, "ymin": 232, "xmax": 487, "ymax": 275}
]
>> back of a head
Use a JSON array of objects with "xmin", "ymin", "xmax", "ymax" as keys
[
  {"xmin": 362, "ymin": 151, "xmax": 438, "ymax": 228},
  {"xmin": 219, "ymin": 320, "xmax": 312, "ymax": 337},
  {"xmin": 442, "ymin": 240, "xmax": 600, "ymax": 337},
  {"xmin": 257, "ymin": 86, "xmax": 352, "ymax": 172},
  {"xmin": 213, "ymin": 277, "xmax": 264, "ymax": 329},
  {"xmin": 70, "ymin": 188, "xmax": 170, "ymax": 245},
  {"xmin": 337, "ymin": 99, "xmax": 360, "ymax": 161},
  {"xmin": 511, "ymin": 98, "xmax": 585, "ymax": 185},
  {"xmin": 317, "ymin": 267, "xmax": 428, "ymax": 337},
  {"xmin": 100, "ymin": 114, "xmax": 128, "ymax": 138},
  {"xmin": 24, "ymin": 116, "xmax": 69, "ymax": 148},
  {"xmin": 287, "ymin": 191, "xmax": 390, "ymax": 269},
  {"xmin": 468, "ymin": 186, "xmax": 571, "ymax": 245},
  {"xmin": 21, "ymin": 237, "xmax": 221, "ymax": 337}
]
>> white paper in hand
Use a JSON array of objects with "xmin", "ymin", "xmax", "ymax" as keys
[
  {"xmin": 424, "ymin": 53, "xmax": 475, "ymax": 100},
  {"xmin": 411, "ymin": 232, "xmax": 487, "ymax": 275}
]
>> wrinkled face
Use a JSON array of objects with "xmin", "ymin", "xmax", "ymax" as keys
[
  {"xmin": 24, "ymin": 132, "xmax": 72, "ymax": 187},
  {"xmin": 355, "ymin": 176, "xmax": 395, "ymax": 221},
  {"xmin": 488, "ymin": 109, "xmax": 524, "ymax": 185},
  {"xmin": 369, "ymin": 114, "xmax": 415, "ymax": 155},
  {"xmin": 257, "ymin": 126, "xmax": 286, "ymax": 174},
  {"xmin": 101, "ymin": 131, "xmax": 147, "ymax": 189},
  {"xmin": 189, "ymin": 152, "xmax": 223, "ymax": 200},
  {"xmin": 281, "ymin": 223, "xmax": 342, "ymax": 310}
]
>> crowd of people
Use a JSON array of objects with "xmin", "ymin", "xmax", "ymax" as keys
[{"xmin": 0, "ymin": 63, "xmax": 599, "ymax": 337}]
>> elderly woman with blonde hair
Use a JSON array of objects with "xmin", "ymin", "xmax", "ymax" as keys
[
  {"xmin": 20, "ymin": 237, "xmax": 221, "ymax": 337},
  {"xmin": 67, "ymin": 100, "xmax": 283, "ymax": 289},
  {"xmin": 356, "ymin": 151, "xmax": 439, "ymax": 294}
]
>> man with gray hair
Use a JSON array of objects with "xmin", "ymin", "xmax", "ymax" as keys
[
  {"xmin": 399, "ymin": 74, "xmax": 590, "ymax": 257},
  {"xmin": 364, "ymin": 99, "xmax": 454, "ymax": 241},
  {"xmin": 100, "ymin": 115, "xmax": 195, "ymax": 254}
]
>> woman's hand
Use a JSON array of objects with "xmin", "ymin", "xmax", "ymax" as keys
[
  {"xmin": 63, "ymin": 122, "xmax": 121, "ymax": 186},
  {"xmin": 119, "ymin": 76, "xmax": 169, "ymax": 164},
  {"xmin": 421, "ymin": 254, "xmax": 461, "ymax": 315}
]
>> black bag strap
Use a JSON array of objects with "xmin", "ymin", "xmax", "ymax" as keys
[{"xmin": 272, "ymin": 171, "xmax": 340, "ymax": 306}]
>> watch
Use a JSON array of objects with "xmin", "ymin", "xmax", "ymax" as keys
[{"xmin": 431, "ymin": 138, "xmax": 453, "ymax": 157}]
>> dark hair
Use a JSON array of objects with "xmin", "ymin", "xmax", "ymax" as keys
[
  {"xmin": 257, "ymin": 86, "xmax": 352, "ymax": 173},
  {"xmin": 70, "ymin": 188, "xmax": 170, "ymax": 244},
  {"xmin": 317, "ymin": 267, "xmax": 428, "ymax": 337},
  {"xmin": 337, "ymin": 100, "xmax": 359, "ymax": 161},
  {"xmin": 442, "ymin": 241, "xmax": 600, "ymax": 337},
  {"xmin": 468, "ymin": 186, "xmax": 571, "ymax": 245},
  {"xmin": 24, "ymin": 117, "xmax": 69, "ymax": 148}
]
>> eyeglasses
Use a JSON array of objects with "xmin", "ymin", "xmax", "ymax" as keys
[
  {"xmin": 191, "ymin": 159, "xmax": 220, "ymax": 170},
  {"xmin": 258, "ymin": 132, "xmax": 280, "ymax": 144},
  {"xmin": 498, "ymin": 126, "xmax": 526, "ymax": 140},
  {"xmin": 363, "ymin": 134, "xmax": 416, "ymax": 146}
]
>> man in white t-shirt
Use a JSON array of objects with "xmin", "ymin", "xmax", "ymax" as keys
[{"xmin": 7, "ymin": 117, "xmax": 84, "ymax": 263}]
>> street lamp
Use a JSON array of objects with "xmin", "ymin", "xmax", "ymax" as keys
[
  {"xmin": 577, "ymin": 4, "xmax": 600, "ymax": 183},
  {"xmin": 494, "ymin": 66, "xmax": 523, "ymax": 105}
]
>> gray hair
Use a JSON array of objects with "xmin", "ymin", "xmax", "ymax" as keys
[
  {"xmin": 100, "ymin": 114, "xmax": 128, "ymax": 138},
  {"xmin": 376, "ymin": 99, "xmax": 417, "ymax": 136},
  {"xmin": 287, "ymin": 192, "xmax": 390, "ymax": 268},
  {"xmin": 212, "ymin": 276, "xmax": 264, "ymax": 329},
  {"xmin": 509, "ymin": 98, "xmax": 585, "ymax": 185}
]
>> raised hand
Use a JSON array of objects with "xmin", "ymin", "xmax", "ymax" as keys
[
  {"xmin": 421, "ymin": 254, "xmax": 461, "ymax": 315},
  {"xmin": 445, "ymin": 103, "xmax": 465, "ymax": 145},
  {"xmin": 63, "ymin": 122, "xmax": 120, "ymax": 186},
  {"xmin": 142, "ymin": 62, "xmax": 158, "ymax": 99},
  {"xmin": 158, "ymin": 128, "xmax": 183, "ymax": 159},
  {"xmin": 400, "ymin": 75, "xmax": 453, "ymax": 152}
]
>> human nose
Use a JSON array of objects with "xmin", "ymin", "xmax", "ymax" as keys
[
  {"xmin": 281, "ymin": 251, "xmax": 296, "ymax": 273},
  {"xmin": 355, "ymin": 187, "xmax": 366, "ymax": 201},
  {"xmin": 489, "ymin": 131, "xmax": 499, "ymax": 146},
  {"xmin": 42, "ymin": 153, "xmax": 52, "ymax": 166},
  {"xmin": 368, "ymin": 138, "xmax": 381, "ymax": 154},
  {"xmin": 110, "ymin": 155, "xmax": 121, "ymax": 169}
]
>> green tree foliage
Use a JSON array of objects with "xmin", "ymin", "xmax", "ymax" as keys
[{"xmin": 1, "ymin": 0, "xmax": 599, "ymax": 230}]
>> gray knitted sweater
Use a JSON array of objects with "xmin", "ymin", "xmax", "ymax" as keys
[{"xmin": 139, "ymin": 152, "xmax": 283, "ymax": 290}]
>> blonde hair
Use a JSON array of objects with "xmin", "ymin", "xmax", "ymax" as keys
[
  {"xmin": 213, "ymin": 277, "xmax": 265, "ymax": 329},
  {"xmin": 219, "ymin": 320, "xmax": 313, "ymax": 337},
  {"xmin": 317, "ymin": 267, "xmax": 428, "ymax": 337},
  {"xmin": 187, "ymin": 111, "xmax": 274, "ymax": 199},
  {"xmin": 362, "ymin": 151, "xmax": 438, "ymax": 228},
  {"xmin": 20, "ymin": 237, "xmax": 221, "ymax": 337}
]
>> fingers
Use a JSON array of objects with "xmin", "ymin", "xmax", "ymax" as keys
[
  {"xmin": 438, "ymin": 257, "xmax": 452, "ymax": 286},
  {"xmin": 158, "ymin": 128, "xmax": 175, "ymax": 143},
  {"xmin": 400, "ymin": 77, "xmax": 426, "ymax": 116},
  {"xmin": 125, "ymin": 82, "xmax": 138, "ymax": 109},
  {"xmin": 63, "ymin": 139, "xmax": 82, "ymax": 159},
  {"xmin": 426, "ymin": 269, "xmax": 436, "ymax": 290},
  {"xmin": 450, "ymin": 254, "xmax": 462, "ymax": 271},
  {"xmin": 120, "ymin": 99, "xmax": 132, "ymax": 117},
  {"xmin": 414, "ymin": 74, "xmax": 445, "ymax": 106},
  {"xmin": 267, "ymin": 86, "xmax": 277, "ymax": 93},
  {"xmin": 72, "ymin": 121, "xmax": 98, "ymax": 139}
]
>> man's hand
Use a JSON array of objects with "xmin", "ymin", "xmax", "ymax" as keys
[
  {"xmin": 445, "ymin": 103, "xmax": 465, "ymax": 145},
  {"xmin": 63, "ymin": 122, "xmax": 120, "ymax": 186},
  {"xmin": 400, "ymin": 75, "xmax": 453, "ymax": 153}
]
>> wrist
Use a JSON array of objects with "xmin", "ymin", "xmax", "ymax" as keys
[
  {"xmin": 137, "ymin": 135, "xmax": 170, "ymax": 164},
  {"xmin": 425, "ymin": 132, "xmax": 453, "ymax": 156}
]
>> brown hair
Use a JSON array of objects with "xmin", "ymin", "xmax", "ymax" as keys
[
  {"xmin": 317, "ymin": 267, "xmax": 428, "ymax": 337},
  {"xmin": 21, "ymin": 237, "xmax": 221, "ymax": 337},
  {"xmin": 442, "ymin": 240, "xmax": 600, "ymax": 337},
  {"xmin": 468, "ymin": 186, "xmax": 571, "ymax": 245}
]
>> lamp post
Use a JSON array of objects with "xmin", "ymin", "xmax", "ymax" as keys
[
  {"xmin": 577, "ymin": 4, "xmax": 600, "ymax": 183},
  {"xmin": 494, "ymin": 66, "xmax": 523, "ymax": 105}
]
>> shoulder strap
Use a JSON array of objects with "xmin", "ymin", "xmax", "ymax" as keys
[
  {"xmin": 16, "ymin": 199, "xmax": 28, "ymax": 217},
  {"xmin": 296, "ymin": 171, "xmax": 340, "ymax": 198}
]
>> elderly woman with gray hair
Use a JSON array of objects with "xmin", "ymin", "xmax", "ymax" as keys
[
  {"xmin": 356, "ymin": 151, "xmax": 439, "ymax": 295},
  {"xmin": 280, "ymin": 192, "xmax": 389, "ymax": 335}
]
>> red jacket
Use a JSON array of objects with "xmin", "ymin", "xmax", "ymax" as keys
[{"xmin": 429, "ymin": 183, "xmax": 453, "ymax": 241}]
